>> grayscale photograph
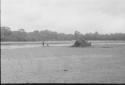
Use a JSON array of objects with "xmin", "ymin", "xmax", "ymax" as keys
[{"xmin": 1, "ymin": 0, "xmax": 125, "ymax": 83}]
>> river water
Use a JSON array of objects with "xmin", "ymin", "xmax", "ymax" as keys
[
  {"xmin": 1, "ymin": 41, "xmax": 125, "ymax": 50},
  {"xmin": 1, "ymin": 43, "xmax": 73, "ymax": 50}
]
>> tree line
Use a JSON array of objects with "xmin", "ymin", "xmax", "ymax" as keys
[{"xmin": 1, "ymin": 26, "xmax": 125, "ymax": 41}]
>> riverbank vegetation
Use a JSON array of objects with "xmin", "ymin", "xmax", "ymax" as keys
[{"xmin": 1, "ymin": 26, "xmax": 125, "ymax": 41}]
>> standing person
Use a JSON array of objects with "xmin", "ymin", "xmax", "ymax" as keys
[
  {"xmin": 46, "ymin": 41, "xmax": 49, "ymax": 47},
  {"xmin": 42, "ymin": 41, "xmax": 45, "ymax": 46},
  {"xmin": 47, "ymin": 43, "xmax": 49, "ymax": 47}
]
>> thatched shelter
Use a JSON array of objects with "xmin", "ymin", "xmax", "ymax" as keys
[{"xmin": 72, "ymin": 31, "xmax": 91, "ymax": 47}]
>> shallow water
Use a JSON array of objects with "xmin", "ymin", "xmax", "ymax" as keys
[
  {"xmin": 1, "ymin": 45, "xmax": 41, "ymax": 49},
  {"xmin": 1, "ymin": 41, "xmax": 125, "ymax": 50},
  {"xmin": 1, "ymin": 44, "xmax": 73, "ymax": 50}
]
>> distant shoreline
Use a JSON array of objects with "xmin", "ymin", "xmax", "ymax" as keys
[{"xmin": 1, "ymin": 40, "xmax": 125, "ymax": 45}]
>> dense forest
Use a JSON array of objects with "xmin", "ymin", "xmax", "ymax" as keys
[{"xmin": 1, "ymin": 26, "xmax": 125, "ymax": 41}]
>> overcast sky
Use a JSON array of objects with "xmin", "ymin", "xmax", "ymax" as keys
[{"xmin": 1, "ymin": 0, "xmax": 125, "ymax": 34}]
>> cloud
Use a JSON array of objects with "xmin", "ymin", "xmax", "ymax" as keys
[{"xmin": 1, "ymin": 0, "xmax": 125, "ymax": 34}]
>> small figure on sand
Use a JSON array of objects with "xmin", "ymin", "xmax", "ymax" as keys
[
  {"xmin": 42, "ymin": 41, "xmax": 45, "ymax": 46},
  {"xmin": 47, "ymin": 43, "xmax": 49, "ymax": 47},
  {"xmin": 42, "ymin": 41, "xmax": 49, "ymax": 47}
]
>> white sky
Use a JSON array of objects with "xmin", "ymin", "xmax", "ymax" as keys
[{"xmin": 1, "ymin": 0, "xmax": 125, "ymax": 34}]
